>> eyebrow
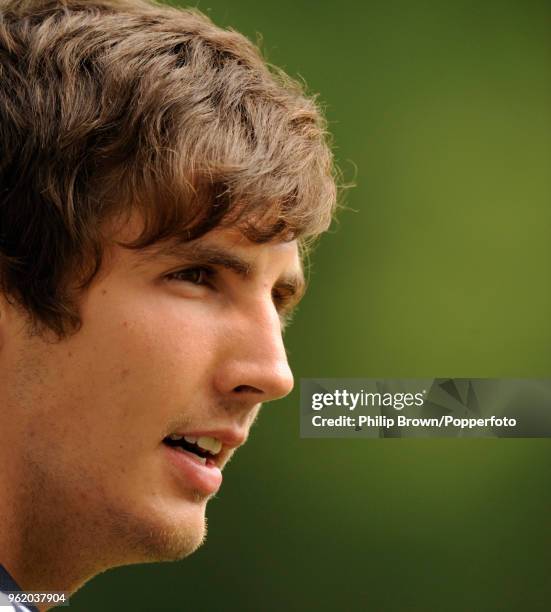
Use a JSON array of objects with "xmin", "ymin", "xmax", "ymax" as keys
[{"xmin": 136, "ymin": 240, "xmax": 307, "ymax": 308}]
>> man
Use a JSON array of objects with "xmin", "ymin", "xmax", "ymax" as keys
[{"xmin": 0, "ymin": 0, "xmax": 336, "ymax": 609}]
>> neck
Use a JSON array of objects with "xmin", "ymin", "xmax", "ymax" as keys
[{"xmin": 0, "ymin": 454, "xmax": 106, "ymax": 608}]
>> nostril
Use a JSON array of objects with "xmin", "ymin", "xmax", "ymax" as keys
[{"xmin": 233, "ymin": 385, "xmax": 262, "ymax": 394}]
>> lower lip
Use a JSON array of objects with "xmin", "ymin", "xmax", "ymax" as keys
[{"xmin": 163, "ymin": 444, "xmax": 223, "ymax": 496}]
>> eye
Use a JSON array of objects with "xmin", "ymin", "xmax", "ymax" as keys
[
  {"xmin": 272, "ymin": 288, "xmax": 296, "ymax": 329},
  {"xmin": 271, "ymin": 288, "xmax": 285, "ymax": 310},
  {"xmin": 166, "ymin": 266, "xmax": 214, "ymax": 286}
]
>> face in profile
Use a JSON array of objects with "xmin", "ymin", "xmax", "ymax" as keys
[
  {"xmin": 0, "ymin": 1, "xmax": 336, "ymax": 595},
  {"xmin": 1, "ymin": 217, "xmax": 303, "ymax": 570}
]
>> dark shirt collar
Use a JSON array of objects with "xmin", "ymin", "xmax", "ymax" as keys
[
  {"xmin": 0, "ymin": 564, "xmax": 39, "ymax": 612},
  {"xmin": 0, "ymin": 564, "xmax": 22, "ymax": 592}
]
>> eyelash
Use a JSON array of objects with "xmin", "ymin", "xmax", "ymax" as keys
[
  {"xmin": 166, "ymin": 266, "xmax": 215, "ymax": 286},
  {"xmin": 271, "ymin": 288, "xmax": 286, "ymax": 309},
  {"xmin": 272, "ymin": 289, "xmax": 296, "ymax": 328}
]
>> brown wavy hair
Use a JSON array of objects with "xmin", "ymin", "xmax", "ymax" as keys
[{"xmin": 0, "ymin": 0, "xmax": 337, "ymax": 338}]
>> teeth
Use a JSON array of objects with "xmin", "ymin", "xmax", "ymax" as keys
[
  {"xmin": 169, "ymin": 433, "xmax": 222, "ymax": 455},
  {"xmin": 197, "ymin": 436, "xmax": 222, "ymax": 455},
  {"xmin": 168, "ymin": 434, "xmax": 184, "ymax": 441},
  {"xmin": 196, "ymin": 456, "xmax": 207, "ymax": 465}
]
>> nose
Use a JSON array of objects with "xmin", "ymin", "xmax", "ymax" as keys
[{"xmin": 213, "ymin": 301, "xmax": 295, "ymax": 404}]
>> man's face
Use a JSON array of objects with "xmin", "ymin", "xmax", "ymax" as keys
[{"xmin": 0, "ymin": 220, "xmax": 302, "ymax": 568}]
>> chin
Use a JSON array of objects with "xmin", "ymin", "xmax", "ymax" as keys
[
  {"xmin": 107, "ymin": 496, "xmax": 209, "ymax": 566},
  {"xmin": 141, "ymin": 522, "xmax": 207, "ymax": 563}
]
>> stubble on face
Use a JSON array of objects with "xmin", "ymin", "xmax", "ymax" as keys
[
  {"xmin": 5, "ymin": 333, "xmax": 213, "ymax": 592},
  {"xmin": 15, "ymin": 443, "xmax": 211, "ymax": 591}
]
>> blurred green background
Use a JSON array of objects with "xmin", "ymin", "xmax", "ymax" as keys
[{"xmin": 73, "ymin": 0, "xmax": 551, "ymax": 610}]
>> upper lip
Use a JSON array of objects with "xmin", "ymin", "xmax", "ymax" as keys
[{"xmin": 164, "ymin": 427, "xmax": 248, "ymax": 469}]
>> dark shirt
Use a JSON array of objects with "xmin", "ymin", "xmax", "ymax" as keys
[{"xmin": 0, "ymin": 564, "xmax": 38, "ymax": 612}]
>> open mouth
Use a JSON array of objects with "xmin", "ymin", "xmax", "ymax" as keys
[{"xmin": 163, "ymin": 434, "xmax": 222, "ymax": 467}]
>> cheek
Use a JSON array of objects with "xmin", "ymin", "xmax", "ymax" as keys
[
  {"xmin": 24, "ymin": 304, "xmax": 220, "ymax": 469},
  {"xmin": 74, "ymin": 297, "xmax": 220, "ymax": 411}
]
